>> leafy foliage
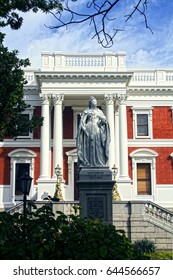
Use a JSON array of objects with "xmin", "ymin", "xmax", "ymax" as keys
[
  {"xmin": 0, "ymin": 33, "xmax": 43, "ymax": 140},
  {"xmin": 0, "ymin": 205, "xmax": 141, "ymax": 260},
  {"xmin": 133, "ymin": 239, "xmax": 156, "ymax": 255},
  {"xmin": 147, "ymin": 251, "xmax": 173, "ymax": 260},
  {"xmin": 0, "ymin": 0, "xmax": 62, "ymax": 30},
  {"xmin": 0, "ymin": 1, "xmax": 62, "ymax": 140}
]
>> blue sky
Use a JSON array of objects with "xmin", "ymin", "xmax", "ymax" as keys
[{"xmin": 3, "ymin": 0, "xmax": 173, "ymax": 69}]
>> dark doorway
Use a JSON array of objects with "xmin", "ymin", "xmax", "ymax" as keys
[
  {"xmin": 15, "ymin": 163, "xmax": 30, "ymax": 195},
  {"xmin": 74, "ymin": 162, "xmax": 79, "ymax": 200}
]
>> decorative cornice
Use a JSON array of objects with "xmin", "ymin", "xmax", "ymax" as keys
[{"xmin": 35, "ymin": 71, "xmax": 132, "ymax": 81}]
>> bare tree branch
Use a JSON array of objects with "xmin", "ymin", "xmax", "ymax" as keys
[{"xmin": 47, "ymin": 0, "xmax": 152, "ymax": 48}]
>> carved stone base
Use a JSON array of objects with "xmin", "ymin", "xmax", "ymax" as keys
[{"xmin": 76, "ymin": 167, "xmax": 114, "ymax": 223}]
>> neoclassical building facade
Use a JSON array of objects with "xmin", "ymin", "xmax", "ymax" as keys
[{"xmin": 0, "ymin": 51, "xmax": 173, "ymax": 210}]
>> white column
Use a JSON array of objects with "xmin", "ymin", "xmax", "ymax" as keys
[
  {"xmin": 114, "ymin": 101, "xmax": 120, "ymax": 176},
  {"xmin": 105, "ymin": 94, "xmax": 115, "ymax": 169},
  {"xmin": 39, "ymin": 94, "xmax": 50, "ymax": 179},
  {"xmin": 118, "ymin": 94, "xmax": 130, "ymax": 180},
  {"xmin": 53, "ymin": 94, "xmax": 64, "ymax": 176}
]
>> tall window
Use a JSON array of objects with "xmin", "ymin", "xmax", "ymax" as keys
[
  {"xmin": 18, "ymin": 114, "xmax": 30, "ymax": 137},
  {"xmin": 132, "ymin": 107, "xmax": 153, "ymax": 139},
  {"xmin": 17, "ymin": 108, "xmax": 34, "ymax": 139},
  {"xmin": 137, "ymin": 163, "xmax": 151, "ymax": 195},
  {"xmin": 137, "ymin": 114, "xmax": 148, "ymax": 136}
]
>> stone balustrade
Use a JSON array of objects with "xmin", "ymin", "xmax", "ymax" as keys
[
  {"xmin": 23, "ymin": 67, "xmax": 173, "ymax": 87},
  {"xmin": 6, "ymin": 202, "xmax": 24, "ymax": 214},
  {"xmin": 41, "ymin": 51, "xmax": 127, "ymax": 71},
  {"xmin": 24, "ymin": 70, "xmax": 37, "ymax": 85},
  {"xmin": 131, "ymin": 70, "xmax": 173, "ymax": 84},
  {"xmin": 145, "ymin": 202, "xmax": 173, "ymax": 226}
]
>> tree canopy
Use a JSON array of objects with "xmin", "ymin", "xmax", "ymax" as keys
[
  {"xmin": 0, "ymin": 0, "xmax": 62, "ymax": 140},
  {"xmin": 0, "ymin": 0, "xmax": 62, "ymax": 30}
]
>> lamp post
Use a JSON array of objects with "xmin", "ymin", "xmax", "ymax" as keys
[
  {"xmin": 112, "ymin": 164, "xmax": 121, "ymax": 201},
  {"xmin": 20, "ymin": 172, "xmax": 32, "ymax": 255},
  {"xmin": 20, "ymin": 172, "xmax": 33, "ymax": 218},
  {"xmin": 54, "ymin": 164, "xmax": 63, "ymax": 201}
]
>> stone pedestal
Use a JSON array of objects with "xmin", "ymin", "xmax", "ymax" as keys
[{"xmin": 76, "ymin": 167, "xmax": 114, "ymax": 223}]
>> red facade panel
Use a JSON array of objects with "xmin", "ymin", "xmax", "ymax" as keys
[
  {"xmin": 0, "ymin": 147, "xmax": 11, "ymax": 184},
  {"xmin": 0, "ymin": 147, "xmax": 40, "ymax": 185},
  {"xmin": 128, "ymin": 147, "xmax": 173, "ymax": 184},
  {"xmin": 153, "ymin": 107, "xmax": 173, "ymax": 139},
  {"xmin": 127, "ymin": 106, "xmax": 133, "ymax": 139}
]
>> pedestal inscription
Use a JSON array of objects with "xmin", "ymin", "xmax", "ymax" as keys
[
  {"xmin": 87, "ymin": 196, "xmax": 105, "ymax": 219},
  {"xmin": 76, "ymin": 167, "xmax": 114, "ymax": 223}
]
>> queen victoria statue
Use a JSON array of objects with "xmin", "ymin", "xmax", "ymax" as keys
[{"xmin": 77, "ymin": 96, "xmax": 110, "ymax": 170}]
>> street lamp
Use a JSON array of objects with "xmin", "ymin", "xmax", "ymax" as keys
[
  {"xmin": 20, "ymin": 172, "xmax": 32, "ymax": 256},
  {"xmin": 54, "ymin": 164, "xmax": 63, "ymax": 201},
  {"xmin": 112, "ymin": 164, "xmax": 121, "ymax": 201},
  {"xmin": 20, "ymin": 172, "xmax": 32, "ymax": 216}
]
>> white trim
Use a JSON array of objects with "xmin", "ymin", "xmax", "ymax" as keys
[
  {"xmin": 128, "ymin": 139, "xmax": 173, "ymax": 147},
  {"xmin": 16, "ymin": 108, "xmax": 34, "ymax": 139},
  {"xmin": 66, "ymin": 148, "xmax": 77, "ymax": 201},
  {"xmin": 130, "ymin": 148, "xmax": 158, "ymax": 200},
  {"xmin": 132, "ymin": 107, "xmax": 153, "ymax": 139},
  {"xmin": 8, "ymin": 149, "xmax": 37, "ymax": 203}
]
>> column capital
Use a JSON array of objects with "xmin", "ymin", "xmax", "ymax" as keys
[
  {"xmin": 104, "ymin": 94, "xmax": 115, "ymax": 105},
  {"xmin": 117, "ymin": 94, "xmax": 128, "ymax": 105},
  {"xmin": 39, "ymin": 93, "xmax": 51, "ymax": 105},
  {"xmin": 52, "ymin": 94, "xmax": 64, "ymax": 105}
]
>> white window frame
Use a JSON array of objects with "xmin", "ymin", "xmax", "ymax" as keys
[
  {"xmin": 132, "ymin": 107, "xmax": 153, "ymax": 139},
  {"xmin": 8, "ymin": 149, "xmax": 36, "ymax": 202},
  {"xmin": 17, "ymin": 107, "xmax": 34, "ymax": 139},
  {"xmin": 130, "ymin": 148, "xmax": 158, "ymax": 200}
]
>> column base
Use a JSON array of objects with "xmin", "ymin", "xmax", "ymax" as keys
[
  {"xmin": 37, "ymin": 177, "xmax": 56, "ymax": 200},
  {"xmin": 116, "ymin": 176, "xmax": 132, "ymax": 200}
]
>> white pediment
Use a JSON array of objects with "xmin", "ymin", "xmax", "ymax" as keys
[
  {"xmin": 66, "ymin": 148, "xmax": 77, "ymax": 157},
  {"xmin": 8, "ymin": 149, "xmax": 37, "ymax": 158},
  {"xmin": 130, "ymin": 148, "xmax": 158, "ymax": 158}
]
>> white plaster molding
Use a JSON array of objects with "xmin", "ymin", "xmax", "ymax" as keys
[
  {"xmin": 8, "ymin": 148, "xmax": 37, "ymax": 204},
  {"xmin": 132, "ymin": 106, "xmax": 153, "ymax": 139},
  {"xmin": 130, "ymin": 148, "xmax": 158, "ymax": 199}
]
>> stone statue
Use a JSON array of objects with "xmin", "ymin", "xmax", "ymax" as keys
[{"xmin": 77, "ymin": 96, "xmax": 110, "ymax": 169}]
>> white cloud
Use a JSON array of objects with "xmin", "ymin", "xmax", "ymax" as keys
[{"xmin": 3, "ymin": 1, "xmax": 173, "ymax": 69}]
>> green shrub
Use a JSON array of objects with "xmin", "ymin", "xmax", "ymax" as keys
[
  {"xmin": 0, "ymin": 205, "xmax": 141, "ymax": 260},
  {"xmin": 147, "ymin": 251, "xmax": 173, "ymax": 260},
  {"xmin": 133, "ymin": 239, "xmax": 156, "ymax": 255}
]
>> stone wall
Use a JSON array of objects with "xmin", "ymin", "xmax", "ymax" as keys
[
  {"xmin": 113, "ymin": 201, "xmax": 173, "ymax": 251},
  {"xmin": 7, "ymin": 200, "xmax": 172, "ymax": 251}
]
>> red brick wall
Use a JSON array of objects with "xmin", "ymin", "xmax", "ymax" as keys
[
  {"xmin": 128, "ymin": 147, "xmax": 173, "ymax": 184},
  {"xmin": 153, "ymin": 107, "xmax": 173, "ymax": 138},
  {"xmin": 127, "ymin": 107, "xmax": 133, "ymax": 139},
  {"xmin": 0, "ymin": 147, "xmax": 40, "ymax": 185},
  {"xmin": 0, "ymin": 147, "xmax": 11, "ymax": 184}
]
